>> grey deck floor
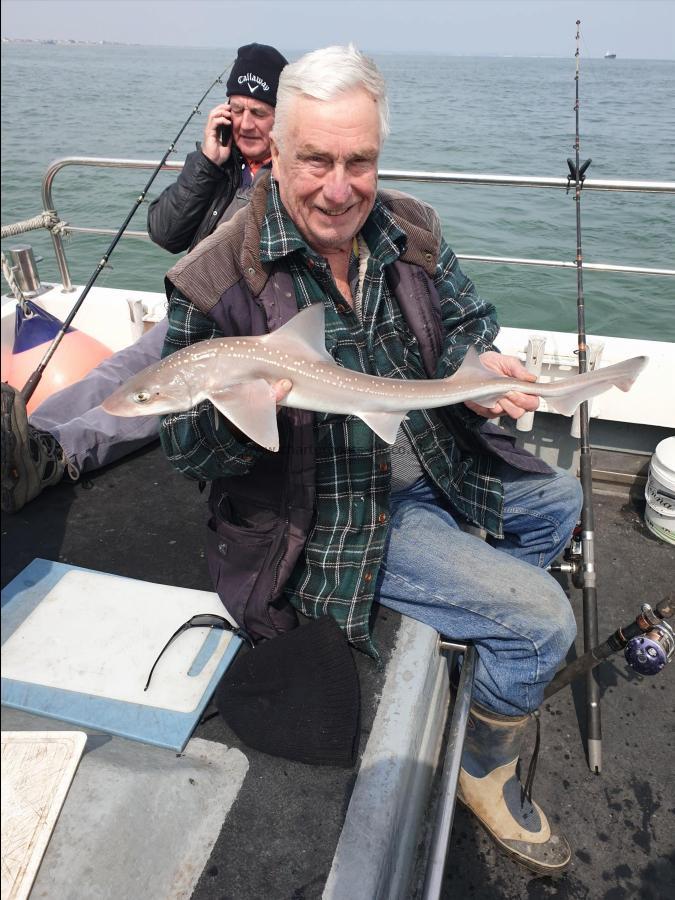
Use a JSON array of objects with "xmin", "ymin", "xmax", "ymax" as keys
[
  {"xmin": 2, "ymin": 443, "xmax": 674, "ymax": 899},
  {"xmin": 1, "ymin": 442, "xmax": 400, "ymax": 899}
]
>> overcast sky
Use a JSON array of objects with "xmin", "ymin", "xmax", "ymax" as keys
[{"xmin": 1, "ymin": 0, "xmax": 674, "ymax": 59}]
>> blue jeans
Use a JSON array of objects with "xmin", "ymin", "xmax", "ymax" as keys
[{"xmin": 376, "ymin": 466, "xmax": 582, "ymax": 716}]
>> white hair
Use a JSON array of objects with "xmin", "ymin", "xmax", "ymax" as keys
[{"xmin": 272, "ymin": 44, "xmax": 390, "ymax": 148}]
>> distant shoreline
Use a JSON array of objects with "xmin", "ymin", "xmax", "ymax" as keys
[
  {"xmin": 1, "ymin": 37, "xmax": 139, "ymax": 46},
  {"xmin": 1, "ymin": 39, "xmax": 673, "ymax": 62}
]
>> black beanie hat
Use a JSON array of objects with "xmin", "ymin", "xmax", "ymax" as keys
[
  {"xmin": 215, "ymin": 616, "xmax": 361, "ymax": 767},
  {"xmin": 226, "ymin": 43, "xmax": 288, "ymax": 107}
]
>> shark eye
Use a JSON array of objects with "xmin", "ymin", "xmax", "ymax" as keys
[{"xmin": 133, "ymin": 390, "xmax": 152, "ymax": 403}]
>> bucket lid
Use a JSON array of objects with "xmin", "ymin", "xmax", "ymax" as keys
[{"xmin": 654, "ymin": 436, "xmax": 675, "ymax": 472}]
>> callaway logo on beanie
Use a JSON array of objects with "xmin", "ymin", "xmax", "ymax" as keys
[{"xmin": 226, "ymin": 43, "xmax": 288, "ymax": 107}]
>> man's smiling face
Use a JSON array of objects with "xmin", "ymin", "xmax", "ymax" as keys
[{"xmin": 271, "ymin": 89, "xmax": 380, "ymax": 256}]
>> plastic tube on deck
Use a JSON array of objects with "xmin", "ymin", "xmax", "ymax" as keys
[{"xmin": 571, "ymin": 342, "xmax": 604, "ymax": 438}]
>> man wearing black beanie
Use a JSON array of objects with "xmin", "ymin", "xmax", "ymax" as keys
[{"xmin": 148, "ymin": 43, "xmax": 288, "ymax": 253}]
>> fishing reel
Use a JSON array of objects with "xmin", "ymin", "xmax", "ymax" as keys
[
  {"xmin": 548, "ymin": 523, "xmax": 584, "ymax": 589},
  {"xmin": 544, "ymin": 594, "xmax": 674, "ymax": 699},
  {"xmin": 623, "ymin": 600, "xmax": 675, "ymax": 675}
]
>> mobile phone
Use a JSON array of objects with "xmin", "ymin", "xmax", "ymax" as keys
[{"xmin": 217, "ymin": 123, "xmax": 232, "ymax": 146}]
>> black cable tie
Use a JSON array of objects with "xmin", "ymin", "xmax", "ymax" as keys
[{"xmin": 521, "ymin": 709, "xmax": 541, "ymax": 807}]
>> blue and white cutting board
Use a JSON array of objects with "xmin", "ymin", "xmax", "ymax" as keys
[{"xmin": 1, "ymin": 559, "xmax": 241, "ymax": 750}]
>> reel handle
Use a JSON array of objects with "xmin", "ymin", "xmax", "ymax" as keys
[{"xmin": 654, "ymin": 595, "xmax": 674, "ymax": 620}]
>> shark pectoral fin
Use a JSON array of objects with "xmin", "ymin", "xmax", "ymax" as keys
[
  {"xmin": 358, "ymin": 411, "xmax": 407, "ymax": 445},
  {"xmin": 209, "ymin": 380, "xmax": 280, "ymax": 452}
]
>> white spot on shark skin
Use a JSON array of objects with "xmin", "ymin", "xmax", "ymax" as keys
[{"xmin": 102, "ymin": 304, "xmax": 648, "ymax": 451}]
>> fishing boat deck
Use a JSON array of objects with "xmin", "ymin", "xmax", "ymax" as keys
[
  {"xmin": 432, "ymin": 479, "xmax": 675, "ymax": 900},
  {"xmin": 1, "ymin": 441, "xmax": 674, "ymax": 899}
]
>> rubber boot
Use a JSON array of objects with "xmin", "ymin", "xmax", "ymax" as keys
[
  {"xmin": 1, "ymin": 382, "xmax": 66, "ymax": 514},
  {"xmin": 458, "ymin": 703, "xmax": 571, "ymax": 875}
]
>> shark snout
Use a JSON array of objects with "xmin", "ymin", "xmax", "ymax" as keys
[{"xmin": 102, "ymin": 372, "xmax": 194, "ymax": 417}]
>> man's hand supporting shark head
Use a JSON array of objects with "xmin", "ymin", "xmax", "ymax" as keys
[
  {"xmin": 271, "ymin": 379, "xmax": 293, "ymax": 406},
  {"xmin": 224, "ymin": 378, "xmax": 293, "ymax": 445}
]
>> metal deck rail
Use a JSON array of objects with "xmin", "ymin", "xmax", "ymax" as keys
[{"xmin": 36, "ymin": 157, "xmax": 675, "ymax": 292}]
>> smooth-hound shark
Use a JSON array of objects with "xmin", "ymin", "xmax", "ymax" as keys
[{"xmin": 102, "ymin": 304, "xmax": 647, "ymax": 452}]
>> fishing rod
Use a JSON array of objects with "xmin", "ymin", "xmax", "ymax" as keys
[
  {"xmin": 545, "ymin": 594, "xmax": 674, "ymax": 698},
  {"xmin": 19, "ymin": 60, "xmax": 233, "ymax": 406},
  {"xmin": 562, "ymin": 19, "xmax": 603, "ymax": 773}
]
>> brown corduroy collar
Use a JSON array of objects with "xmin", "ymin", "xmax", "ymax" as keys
[{"xmin": 166, "ymin": 173, "xmax": 442, "ymax": 314}]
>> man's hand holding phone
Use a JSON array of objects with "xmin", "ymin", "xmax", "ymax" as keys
[{"xmin": 202, "ymin": 103, "xmax": 233, "ymax": 166}]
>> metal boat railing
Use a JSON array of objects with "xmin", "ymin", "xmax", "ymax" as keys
[{"xmin": 36, "ymin": 157, "xmax": 675, "ymax": 292}]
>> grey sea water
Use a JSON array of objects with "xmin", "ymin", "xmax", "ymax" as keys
[{"xmin": 1, "ymin": 44, "xmax": 673, "ymax": 341}]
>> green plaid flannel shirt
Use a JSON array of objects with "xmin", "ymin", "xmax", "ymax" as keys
[{"xmin": 160, "ymin": 180, "xmax": 502, "ymax": 653}]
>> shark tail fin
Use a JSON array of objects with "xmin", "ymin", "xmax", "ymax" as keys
[
  {"xmin": 604, "ymin": 355, "xmax": 649, "ymax": 392},
  {"xmin": 546, "ymin": 356, "xmax": 648, "ymax": 417}
]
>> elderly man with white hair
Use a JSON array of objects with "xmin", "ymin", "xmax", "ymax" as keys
[{"xmin": 160, "ymin": 44, "xmax": 582, "ymax": 875}]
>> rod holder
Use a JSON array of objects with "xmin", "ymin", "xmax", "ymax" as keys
[{"xmin": 517, "ymin": 335, "xmax": 547, "ymax": 432}]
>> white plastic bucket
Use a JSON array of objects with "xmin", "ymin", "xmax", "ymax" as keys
[{"xmin": 644, "ymin": 436, "xmax": 675, "ymax": 545}]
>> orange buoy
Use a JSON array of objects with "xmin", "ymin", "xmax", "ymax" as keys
[{"xmin": 6, "ymin": 300, "xmax": 113, "ymax": 414}]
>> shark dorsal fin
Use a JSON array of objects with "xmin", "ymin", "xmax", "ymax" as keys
[
  {"xmin": 262, "ymin": 304, "xmax": 335, "ymax": 364},
  {"xmin": 455, "ymin": 344, "xmax": 489, "ymax": 376}
]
